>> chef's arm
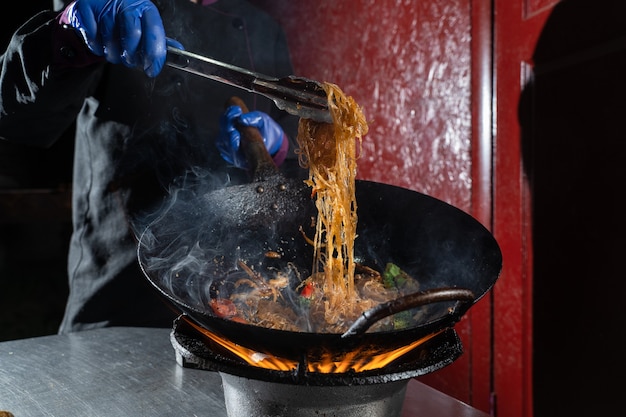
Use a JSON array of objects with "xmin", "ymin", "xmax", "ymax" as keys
[
  {"xmin": 0, "ymin": 0, "xmax": 174, "ymax": 148},
  {"xmin": 0, "ymin": 10, "xmax": 103, "ymax": 148}
]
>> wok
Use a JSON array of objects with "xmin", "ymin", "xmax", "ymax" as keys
[{"xmin": 137, "ymin": 99, "xmax": 502, "ymax": 359}]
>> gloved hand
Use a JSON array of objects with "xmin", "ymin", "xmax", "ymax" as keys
[
  {"xmin": 60, "ymin": 0, "xmax": 179, "ymax": 77},
  {"xmin": 216, "ymin": 105, "xmax": 287, "ymax": 169}
]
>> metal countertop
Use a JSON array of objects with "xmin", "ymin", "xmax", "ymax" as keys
[{"xmin": 0, "ymin": 327, "xmax": 489, "ymax": 417}]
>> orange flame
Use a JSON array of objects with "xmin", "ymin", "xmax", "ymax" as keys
[
  {"xmin": 186, "ymin": 319, "xmax": 298, "ymax": 371},
  {"xmin": 306, "ymin": 330, "xmax": 443, "ymax": 373},
  {"xmin": 185, "ymin": 318, "xmax": 443, "ymax": 374}
]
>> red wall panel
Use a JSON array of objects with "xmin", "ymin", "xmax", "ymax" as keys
[{"xmin": 251, "ymin": 0, "xmax": 473, "ymax": 209}]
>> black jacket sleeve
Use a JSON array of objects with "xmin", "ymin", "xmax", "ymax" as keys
[{"xmin": 0, "ymin": 10, "xmax": 104, "ymax": 148}]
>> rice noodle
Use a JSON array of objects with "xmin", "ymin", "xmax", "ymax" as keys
[{"xmin": 296, "ymin": 82, "xmax": 370, "ymax": 326}]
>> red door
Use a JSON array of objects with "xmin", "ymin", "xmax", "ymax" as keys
[
  {"xmin": 500, "ymin": 0, "xmax": 626, "ymax": 416},
  {"xmin": 493, "ymin": 1, "xmax": 554, "ymax": 417}
]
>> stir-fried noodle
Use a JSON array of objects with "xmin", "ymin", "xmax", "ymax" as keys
[{"xmin": 295, "ymin": 83, "xmax": 375, "ymax": 328}]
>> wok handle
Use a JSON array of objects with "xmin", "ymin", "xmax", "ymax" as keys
[
  {"xmin": 227, "ymin": 96, "xmax": 279, "ymax": 181},
  {"xmin": 341, "ymin": 287, "xmax": 475, "ymax": 338}
]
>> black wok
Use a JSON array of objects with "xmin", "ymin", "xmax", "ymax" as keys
[{"xmin": 137, "ymin": 99, "xmax": 502, "ymax": 359}]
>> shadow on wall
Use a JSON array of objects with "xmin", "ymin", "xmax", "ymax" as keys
[{"xmin": 519, "ymin": 0, "xmax": 626, "ymax": 415}]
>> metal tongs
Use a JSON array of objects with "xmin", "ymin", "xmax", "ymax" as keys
[{"xmin": 165, "ymin": 46, "xmax": 332, "ymax": 124}]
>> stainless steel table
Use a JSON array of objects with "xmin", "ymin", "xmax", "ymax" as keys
[{"xmin": 0, "ymin": 327, "xmax": 489, "ymax": 416}]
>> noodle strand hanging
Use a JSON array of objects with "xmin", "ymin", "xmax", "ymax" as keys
[{"xmin": 296, "ymin": 82, "xmax": 369, "ymax": 326}]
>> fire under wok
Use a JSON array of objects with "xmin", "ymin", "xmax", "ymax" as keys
[{"xmin": 137, "ymin": 99, "xmax": 502, "ymax": 360}]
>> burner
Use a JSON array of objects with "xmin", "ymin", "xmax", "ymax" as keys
[{"xmin": 169, "ymin": 315, "xmax": 463, "ymax": 417}]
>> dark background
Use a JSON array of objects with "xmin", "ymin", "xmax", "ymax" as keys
[
  {"xmin": 520, "ymin": 1, "xmax": 626, "ymax": 414},
  {"xmin": 0, "ymin": 1, "xmax": 72, "ymax": 341}
]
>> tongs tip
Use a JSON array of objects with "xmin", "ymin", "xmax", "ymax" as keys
[{"xmin": 262, "ymin": 76, "xmax": 333, "ymax": 124}]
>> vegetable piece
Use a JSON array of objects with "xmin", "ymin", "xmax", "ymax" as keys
[
  {"xmin": 383, "ymin": 262, "xmax": 420, "ymax": 293},
  {"xmin": 393, "ymin": 311, "xmax": 413, "ymax": 330},
  {"xmin": 298, "ymin": 281, "xmax": 315, "ymax": 308},
  {"xmin": 300, "ymin": 282, "xmax": 315, "ymax": 298},
  {"xmin": 210, "ymin": 299, "xmax": 238, "ymax": 319},
  {"xmin": 383, "ymin": 263, "xmax": 408, "ymax": 288}
]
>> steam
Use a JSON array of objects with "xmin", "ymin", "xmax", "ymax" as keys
[
  {"xmin": 133, "ymin": 168, "xmax": 230, "ymax": 310},
  {"xmin": 133, "ymin": 165, "xmax": 316, "ymax": 325}
]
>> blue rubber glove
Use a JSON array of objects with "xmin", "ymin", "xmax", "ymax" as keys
[
  {"xmin": 61, "ymin": 0, "xmax": 177, "ymax": 77},
  {"xmin": 216, "ymin": 106, "xmax": 287, "ymax": 169}
]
